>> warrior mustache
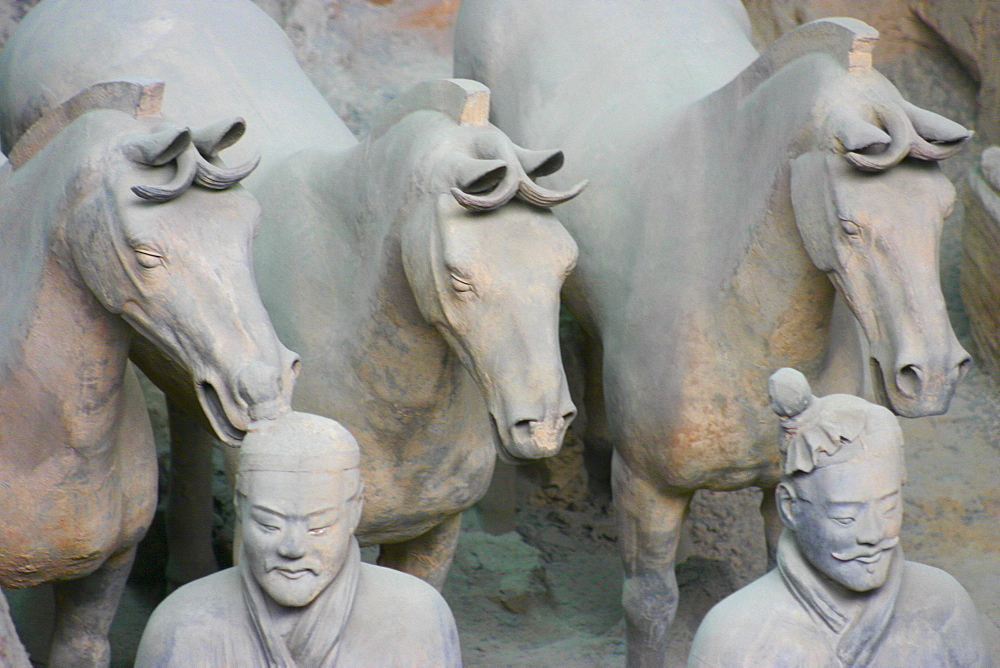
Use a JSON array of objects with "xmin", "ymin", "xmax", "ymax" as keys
[{"xmin": 832, "ymin": 536, "xmax": 899, "ymax": 562}]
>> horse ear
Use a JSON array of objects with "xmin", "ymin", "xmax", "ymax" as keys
[
  {"xmin": 125, "ymin": 124, "xmax": 191, "ymax": 166},
  {"xmin": 190, "ymin": 117, "xmax": 247, "ymax": 158},
  {"xmin": 454, "ymin": 154, "xmax": 508, "ymax": 193},
  {"xmin": 514, "ymin": 146, "xmax": 564, "ymax": 178},
  {"xmin": 903, "ymin": 101, "xmax": 970, "ymax": 161},
  {"xmin": 903, "ymin": 101, "xmax": 969, "ymax": 144},
  {"xmin": 834, "ymin": 114, "xmax": 891, "ymax": 154}
]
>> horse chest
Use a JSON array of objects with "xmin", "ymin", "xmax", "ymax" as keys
[{"xmin": 0, "ymin": 369, "xmax": 156, "ymax": 586}]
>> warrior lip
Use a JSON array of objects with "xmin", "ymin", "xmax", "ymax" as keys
[
  {"xmin": 272, "ymin": 567, "xmax": 316, "ymax": 580},
  {"xmin": 853, "ymin": 552, "xmax": 884, "ymax": 564}
]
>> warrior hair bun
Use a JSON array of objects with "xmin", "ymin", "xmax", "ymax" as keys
[{"xmin": 768, "ymin": 367, "xmax": 813, "ymax": 419}]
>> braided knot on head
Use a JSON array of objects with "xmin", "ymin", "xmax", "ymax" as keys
[{"xmin": 768, "ymin": 368, "xmax": 904, "ymax": 477}]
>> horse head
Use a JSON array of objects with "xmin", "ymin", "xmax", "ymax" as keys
[
  {"xmin": 785, "ymin": 24, "xmax": 970, "ymax": 417},
  {"xmin": 26, "ymin": 81, "xmax": 300, "ymax": 443},
  {"xmin": 376, "ymin": 80, "xmax": 583, "ymax": 461}
]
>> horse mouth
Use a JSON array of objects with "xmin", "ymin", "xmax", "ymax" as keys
[
  {"xmin": 197, "ymin": 382, "xmax": 247, "ymax": 445},
  {"xmin": 869, "ymin": 358, "xmax": 891, "ymax": 409},
  {"xmin": 489, "ymin": 415, "xmax": 532, "ymax": 465}
]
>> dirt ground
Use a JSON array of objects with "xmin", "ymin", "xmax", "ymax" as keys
[{"xmin": 3, "ymin": 1, "xmax": 999, "ymax": 666}]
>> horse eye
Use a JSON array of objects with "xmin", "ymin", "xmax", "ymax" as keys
[
  {"xmin": 451, "ymin": 274, "xmax": 475, "ymax": 294},
  {"xmin": 134, "ymin": 249, "xmax": 164, "ymax": 269},
  {"xmin": 840, "ymin": 219, "xmax": 862, "ymax": 237}
]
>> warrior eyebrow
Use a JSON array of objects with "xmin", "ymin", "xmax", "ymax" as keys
[
  {"xmin": 251, "ymin": 505, "xmax": 287, "ymax": 520},
  {"xmin": 250, "ymin": 505, "xmax": 340, "ymax": 520},
  {"xmin": 305, "ymin": 507, "xmax": 340, "ymax": 520}
]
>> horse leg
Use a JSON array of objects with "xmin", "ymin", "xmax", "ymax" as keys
[
  {"xmin": 475, "ymin": 462, "xmax": 517, "ymax": 535},
  {"xmin": 48, "ymin": 546, "xmax": 135, "ymax": 667},
  {"xmin": 0, "ymin": 590, "xmax": 30, "ymax": 668},
  {"xmin": 377, "ymin": 513, "xmax": 463, "ymax": 590},
  {"xmin": 580, "ymin": 333, "xmax": 614, "ymax": 497},
  {"xmin": 165, "ymin": 401, "xmax": 219, "ymax": 589},
  {"xmin": 613, "ymin": 450, "xmax": 690, "ymax": 668}
]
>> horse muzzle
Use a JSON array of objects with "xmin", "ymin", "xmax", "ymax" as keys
[
  {"xmin": 870, "ymin": 346, "xmax": 971, "ymax": 418},
  {"xmin": 493, "ymin": 405, "xmax": 576, "ymax": 461}
]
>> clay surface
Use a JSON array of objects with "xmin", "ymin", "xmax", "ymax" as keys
[
  {"xmin": 2, "ymin": 2, "xmax": 997, "ymax": 666},
  {"xmin": 690, "ymin": 368, "xmax": 989, "ymax": 666},
  {"xmin": 456, "ymin": 1, "xmax": 971, "ymax": 662},
  {"xmin": 136, "ymin": 412, "xmax": 460, "ymax": 666}
]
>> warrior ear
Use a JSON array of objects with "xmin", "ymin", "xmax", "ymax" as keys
[
  {"xmin": 349, "ymin": 482, "xmax": 365, "ymax": 532},
  {"xmin": 776, "ymin": 483, "xmax": 798, "ymax": 531}
]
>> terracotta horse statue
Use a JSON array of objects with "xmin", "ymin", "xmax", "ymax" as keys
[
  {"xmin": 0, "ymin": 79, "xmax": 296, "ymax": 666},
  {"xmin": 0, "ymin": 0, "xmax": 583, "ymax": 589},
  {"xmin": 456, "ymin": 2, "xmax": 971, "ymax": 662}
]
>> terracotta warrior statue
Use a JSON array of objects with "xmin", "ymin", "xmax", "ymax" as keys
[
  {"xmin": 689, "ymin": 368, "xmax": 989, "ymax": 667},
  {"xmin": 135, "ymin": 412, "xmax": 461, "ymax": 667}
]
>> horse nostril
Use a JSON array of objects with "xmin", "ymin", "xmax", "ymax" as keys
[
  {"xmin": 895, "ymin": 364, "xmax": 923, "ymax": 399},
  {"xmin": 957, "ymin": 356, "xmax": 972, "ymax": 382},
  {"xmin": 511, "ymin": 419, "xmax": 533, "ymax": 445},
  {"xmin": 562, "ymin": 408, "xmax": 577, "ymax": 429}
]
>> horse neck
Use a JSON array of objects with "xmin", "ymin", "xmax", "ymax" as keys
[
  {"xmin": 0, "ymin": 239, "xmax": 131, "ymax": 458},
  {"xmin": 296, "ymin": 134, "xmax": 467, "ymax": 413},
  {"xmin": 695, "ymin": 56, "xmax": 842, "ymax": 364},
  {"xmin": 0, "ymin": 133, "xmax": 134, "ymax": 455}
]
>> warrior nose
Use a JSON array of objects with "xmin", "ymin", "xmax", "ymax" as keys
[
  {"xmin": 855, "ymin": 510, "xmax": 884, "ymax": 545},
  {"xmin": 278, "ymin": 527, "xmax": 306, "ymax": 559}
]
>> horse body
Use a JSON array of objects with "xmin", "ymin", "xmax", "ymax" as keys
[
  {"xmin": 0, "ymin": 0, "xmax": 583, "ymax": 589},
  {"xmin": 246, "ymin": 86, "xmax": 582, "ymax": 584},
  {"xmin": 0, "ymin": 0, "xmax": 354, "ymax": 172},
  {"xmin": 457, "ymin": 1, "xmax": 970, "ymax": 661},
  {"xmin": 254, "ymin": 141, "xmax": 499, "ymax": 545},
  {"xmin": 0, "ymin": 77, "xmax": 288, "ymax": 662}
]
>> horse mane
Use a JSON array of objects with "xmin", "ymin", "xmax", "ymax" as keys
[
  {"xmin": 9, "ymin": 78, "xmax": 164, "ymax": 169},
  {"xmin": 368, "ymin": 78, "xmax": 490, "ymax": 140},
  {"xmin": 732, "ymin": 18, "xmax": 877, "ymax": 100},
  {"xmin": 725, "ymin": 17, "xmax": 968, "ymax": 171}
]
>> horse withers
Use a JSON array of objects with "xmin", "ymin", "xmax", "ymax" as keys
[{"xmin": 0, "ymin": 79, "xmax": 296, "ymax": 665}]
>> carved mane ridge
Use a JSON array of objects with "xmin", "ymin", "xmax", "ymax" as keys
[
  {"xmin": 731, "ymin": 18, "xmax": 878, "ymax": 102},
  {"xmin": 9, "ymin": 78, "xmax": 164, "ymax": 168},
  {"xmin": 368, "ymin": 78, "xmax": 490, "ymax": 141}
]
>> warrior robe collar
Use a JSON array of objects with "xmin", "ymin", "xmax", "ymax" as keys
[
  {"xmin": 239, "ymin": 538, "xmax": 362, "ymax": 667},
  {"xmin": 777, "ymin": 529, "xmax": 903, "ymax": 667}
]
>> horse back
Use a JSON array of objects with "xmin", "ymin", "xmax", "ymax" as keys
[
  {"xmin": 455, "ymin": 0, "xmax": 757, "ymax": 149},
  {"xmin": 0, "ymin": 0, "xmax": 354, "ymax": 169}
]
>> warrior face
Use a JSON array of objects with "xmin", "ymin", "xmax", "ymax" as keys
[
  {"xmin": 239, "ymin": 468, "xmax": 362, "ymax": 607},
  {"xmin": 780, "ymin": 453, "xmax": 904, "ymax": 592}
]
